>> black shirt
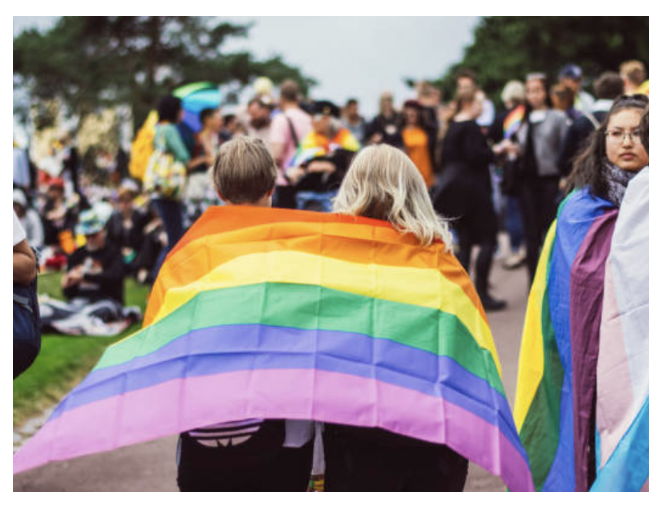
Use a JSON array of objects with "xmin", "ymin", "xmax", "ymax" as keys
[{"xmin": 63, "ymin": 243, "xmax": 124, "ymax": 304}]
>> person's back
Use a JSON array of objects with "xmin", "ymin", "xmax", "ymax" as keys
[{"xmin": 176, "ymin": 136, "xmax": 314, "ymax": 492}]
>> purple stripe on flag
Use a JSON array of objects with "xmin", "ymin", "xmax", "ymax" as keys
[
  {"xmin": 569, "ymin": 209, "xmax": 618, "ymax": 491},
  {"xmin": 14, "ymin": 369, "xmax": 534, "ymax": 491}
]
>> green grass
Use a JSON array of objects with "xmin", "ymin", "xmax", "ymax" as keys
[{"xmin": 13, "ymin": 272, "xmax": 150, "ymax": 427}]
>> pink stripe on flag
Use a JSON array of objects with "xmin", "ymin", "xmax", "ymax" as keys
[{"xmin": 14, "ymin": 369, "xmax": 533, "ymax": 491}]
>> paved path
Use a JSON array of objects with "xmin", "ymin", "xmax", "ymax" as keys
[{"xmin": 14, "ymin": 251, "xmax": 530, "ymax": 492}]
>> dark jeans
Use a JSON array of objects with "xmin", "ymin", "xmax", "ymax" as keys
[
  {"xmin": 323, "ymin": 424, "xmax": 469, "ymax": 492},
  {"xmin": 151, "ymin": 198, "xmax": 185, "ymax": 279},
  {"xmin": 518, "ymin": 177, "xmax": 560, "ymax": 285},
  {"xmin": 504, "ymin": 195, "xmax": 524, "ymax": 253},
  {"xmin": 177, "ymin": 420, "xmax": 313, "ymax": 492}
]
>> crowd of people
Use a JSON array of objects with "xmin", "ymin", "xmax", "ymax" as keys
[{"xmin": 13, "ymin": 57, "xmax": 649, "ymax": 492}]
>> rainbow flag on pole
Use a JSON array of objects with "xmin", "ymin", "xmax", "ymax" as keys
[
  {"xmin": 514, "ymin": 186, "xmax": 648, "ymax": 491},
  {"xmin": 14, "ymin": 207, "xmax": 533, "ymax": 491}
]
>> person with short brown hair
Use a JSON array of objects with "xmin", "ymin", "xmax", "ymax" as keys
[
  {"xmin": 213, "ymin": 136, "xmax": 277, "ymax": 206},
  {"xmin": 178, "ymin": 135, "xmax": 314, "ymax": 492},
  {"xmin": 620, "ymin": 60, "xmax": 647, "ymax": 95}
]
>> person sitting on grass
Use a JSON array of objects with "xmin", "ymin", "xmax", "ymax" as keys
[
  {"xmin": 39, "ymin": 209, "xmax": 140, "ymax": 337},
  {"xmin": 175, "ymin": 136, "xmax": 314, "ymax": 492}
]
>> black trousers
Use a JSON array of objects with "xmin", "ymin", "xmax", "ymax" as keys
[
  {"xmin": 177, "ymin": 420, "xmax": 313, "ymax": 492},
  {"xmin": 518, "ymin": 177, "xmax": 560, "ymax": 285},
  {"xmin": 323, "ymin": 424, "xmax": 469, "ymax": 492}
]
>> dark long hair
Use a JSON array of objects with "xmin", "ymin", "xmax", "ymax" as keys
[{"xmin": 566, "ymin": 94, "xmax": 648, "ymax": 198}]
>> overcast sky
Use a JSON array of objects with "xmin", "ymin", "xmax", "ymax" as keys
[{"xmin": 13, "ymin": 16, "xmax": 480, "ymax": 139}]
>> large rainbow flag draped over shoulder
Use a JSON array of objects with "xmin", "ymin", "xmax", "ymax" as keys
[
  {"xmin": 14, "ymin": 207, "xmax": 533, "ymax": 491},
  {"xmin": 514, "ymin": 186, "xmax": 649, "ymax": 491}
]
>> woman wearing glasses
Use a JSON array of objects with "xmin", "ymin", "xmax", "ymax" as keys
[{"xmin": 514, "ymin": 94, "xmax": 648, "ymax": 491}]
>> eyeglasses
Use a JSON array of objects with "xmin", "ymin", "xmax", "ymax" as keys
[{"xmin": 605, "ymin": 129, "xmax": 642, "ymax": 144}]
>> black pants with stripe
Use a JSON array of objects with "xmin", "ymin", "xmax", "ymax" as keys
[{"xmin": 177, "ymin": 420, "xmax": 313, "ymax": 492}]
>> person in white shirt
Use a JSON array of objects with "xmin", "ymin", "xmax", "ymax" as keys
[{"xmin": 13, "ymin": 189, "xmax": 44, "ymax": 250}]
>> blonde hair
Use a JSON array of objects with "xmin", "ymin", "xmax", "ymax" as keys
[
  {"xmin": 213, "ymin": 136, "xmax": 277, "ymax": 204},
  {"xmin": 333, "ymin": 145, "xmax": 453, "ymax": 249},
  {"xmin": 501, "ymin": 80, "xmax": 526, "ymax": 107}
]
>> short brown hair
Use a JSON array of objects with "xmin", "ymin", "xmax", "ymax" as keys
[
  {"xmin": 213, "ymin": 137, "xmax": 277, "ymax": 204},
  {"xmin": 620, "ymin": 60, "xmax": 646, "ymax": 86},
  {"xmin": 593, "ymin": 71, "xmax": 624, "ymax": 100},
  {"xmin": 280, "ymin": 79, "xmax": 300, "ymax": 102}
]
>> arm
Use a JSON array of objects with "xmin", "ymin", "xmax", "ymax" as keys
[
  {"xmin": 163, "ymin": 125, "xmax": 192, "ymax": 164},
  {"xmin": 13, "ymin": 240, "xmax": 37, "ymax": 285},
  {"xmin": 83, "ymin": 251, "xmax": 124, "ymax": 289}
]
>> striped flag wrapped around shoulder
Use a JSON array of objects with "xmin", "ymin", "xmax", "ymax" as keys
[
  {"xmin": 14, "ymin": 206, "xmax": 533, "ymax": 491},
  {"xmin": 514, "ymin": 186, "xmax": 648, "ymax": 491}
]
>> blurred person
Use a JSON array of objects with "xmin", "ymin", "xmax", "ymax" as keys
[
  {"xmin": 401, "ymin": 100, "xmax": 436, "ymax": 189},
  {"xmin": 41, "ymin": 177, "xmax": 77, "ymax": 251},
  {"xmin": 496, "ymin": 73, "xmax": 569, "ymax": 285},
  {"xmin": 364, "ymin": 91, "xmax": 403, "ymax": 148},
  {"xmin": 177, "ymin": 137, "xmax": 314, "ymax": 492},
  {"xmin": 558, "ymin": 63, "xmax": 595, "ymax": 116},
  {"xmin": 455, "ymin": 68, "xmax": 495, "ymax": 131},
  {"xmin": 341, "ymin": 98, "xmax": 366, "ymax": 147},
  {"xmin": 133, "ymin": 203, "xmax": 167, "ymax": 286},
  {"xmin": 286, "ymin": 100, "xmax": 359, "ymax": 212},
  {"xmin": 13, "ymin": 142, "xmax": 31, "ymax": 190},
  {"xmin": 13, "ymin": 188, "xmax": 44, "ymax": 250},
  {"xmin": 489, "ymin": 80, "xmax": 527, "ymax": 270},
  {"xmin": 550, "ymin": 83, "xmax": 581, "ymax": 122},
  {"xmin": 59, "ymin": 132, "xmax": 81, "ymax": 195},
  {"xmin": 620, "ymin": 60, "xmax": 648, "ymax": 95},
  {"xmin": 105, "ymin": 182, "xmax": 150, "ymax": 277},
  {"xmin": 270, "ymin": 79, "xmax": 313, "ymax": 209},
  {"xmin": 434, "ymin": 88, "xmax": 506, "ymax": 310},
  {"xmin": 184, "ymin": 107, "xmax": 221, "ymax": 224},
  {"xmin": 559, "ymin": 71, "xmax": 625, "ymax": 176},
  {"xmin": 245, "ymin": 95, "xmax": 273, "ymax": 144},
  {"xmin": 327, "ymin": 144, "xmax": 469, "ymax": 491},
  {"xmin": 150, "ymin": 95, "xmax": 208, "ymax": 273},
  {"xmin": 62, "ymin": 210, "xmax": 124, "ymax": 305},
  {"xmin": 220, "ymin": 113, "xmax": 241, "ymax": 142}
]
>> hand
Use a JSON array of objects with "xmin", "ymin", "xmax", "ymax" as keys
[
  {"xmin": 286, "ymin": 166, "xmax": 306, "ymax": 184},
  {"xmin": 370, "ymin": 133, "xmax": 383, "ymax": 145},
  {"xmin": 62, "ymin": 268, "xmax": 84, "ymax": 288},
  {"xmin": 307, "ymin": 161, "xmax": 336, "ymax": 174}
]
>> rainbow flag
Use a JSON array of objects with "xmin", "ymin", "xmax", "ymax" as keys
[
  {"xmin": 503, "ymin": 105, "xmax": 525, "ymax": 140},
  {"xmin": 592, "ymin": 168, "xmax": 649, "ymax": 492},
  {"xmin": 14, "ymin": 207, "xmax": 533, "ymax": 491},
  {"xmin": 514, "ymin": 187, "xmax": 648, "ymax": 491}
]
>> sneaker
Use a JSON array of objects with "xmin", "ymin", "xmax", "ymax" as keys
[{"xmin": 480, "ymin": 294, "xmax": 507, "ymax": 312}]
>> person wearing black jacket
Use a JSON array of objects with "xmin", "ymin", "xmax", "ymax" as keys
[
  {"xmin": 105, "ymin": 186, "xmax": 150, "ymax": 277},
  {"xmin": 62, "ymin": 210, "xmax": 124, "ymax": 305},
  {"xmin": 364, "ymin": 91, "xmax": 403, "ymax": 148},
  {"xmin": 434, "ymin": 88, "xmax": 506, "ymax": 311}
]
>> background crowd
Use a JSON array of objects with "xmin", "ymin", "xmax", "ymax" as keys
[{"xmin": 12, "ymin": 58, "xmax": 649, "ymax": 327}]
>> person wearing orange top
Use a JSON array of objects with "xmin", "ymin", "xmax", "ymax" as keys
[{"xmin": 401, "ymin": 100, "xmax": 436, "ymax": 189}]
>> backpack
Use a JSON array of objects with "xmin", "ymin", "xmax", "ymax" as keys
[
  {"xmin": 129, "ymin": 110, "xmax": 159, "ymax": 181},
  {"xmin": 143, "ymin": 126, "xmax": 187, "ymax": 201},
  {"xmin": 14, "ymin": 254, "xmax": 41, "ymax": 379}
]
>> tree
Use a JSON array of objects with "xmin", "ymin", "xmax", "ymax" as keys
[
  {"xmin": 14, "ymin": 16, "xmax": 317, "ymax": 132},
  {"xmin": 432, "ymin": 17, "xmax": 648, "ymax": 105}
]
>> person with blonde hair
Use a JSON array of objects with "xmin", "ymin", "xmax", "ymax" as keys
[
  {"xmin": 327, "ymin": 143, "xmax": 469, "ymax": 491},
  {"xmin": 334, "ymin": 144, "xmax": 453, "ymax": 248}
]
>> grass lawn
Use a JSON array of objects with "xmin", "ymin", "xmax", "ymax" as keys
[{"xmin": 13, "ymin": 271, "xmax": 150, "ymax": 427}]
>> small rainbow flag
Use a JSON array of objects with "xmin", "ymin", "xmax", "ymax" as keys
[
  {"xmin": 14, "ymin": 207, "xmax": 533, "ymax": 491},
  {"xmin": 514, "ymin": 187, "xmax": 648, "ymax": 491},
  {"xmin": 503, "ymin": 105, "xmax": 525, "ymax": 140}
]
